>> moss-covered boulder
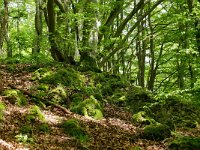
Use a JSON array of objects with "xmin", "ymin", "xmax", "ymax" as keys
[
  {"xmin": 110, "ymin": 92, "xmax": 127, "ymax": 106},
  {"xmin": 149, "ymin": 95, "xmax": 200, "ymax": 129},
  {"xmin": 132, "ymin": 111, "xmax": 156, "ymax": 126},
  {"xmin": 93, "ymin": 72, "xmax": 127, "ymax": 96},
  {"xmin": 2, "ymin": 89, "xmax": 27, "ymax": 106},
  {"xmin": 126, "ymin": 86, "xmax": 154, "ymax": 113},
  {"xmin": 32, "ymin": 67, "xmax": 84, "ymax": 88},
  {"xmin": 31, "ymin": 68, "xmax": 52, "ymax": 81},
  {"xmin": 70, "ymin": 96, "xmax": 103, "ymax": 120},
  {"xmin": 48, "ymin": 84, "xmax": 68, "ymax": 104},
  {"xmin": 169, "ymin": 137, "xmax": 200, "ymax": 150},
  {"xmin": 142, "ymin": 123, "xmax": 171, "ymax": 141}
]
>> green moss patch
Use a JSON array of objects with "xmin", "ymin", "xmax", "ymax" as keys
[
  {"xmin": 70, "ymin": 96, "xmax": 103, "ymax": 120},
  {"xmin": 169, "ymin": 137, "xmax": 200, "ymax": 150},
  {"xmin": 26, "ymin": 105, "xmax": 46, "ymax": 122},
  {"xmin": 48, "ymin": 84, "xmax": 68, "ymax": 104},
  {"xmin": 61, "ymin": 119, "xmax": 90, "ymax": 143},
  {"xmin": 0, "ymin": 102, "xmax": 6, "ymax": 121},
  {"xmin": 142, "ymin": 123, "xmax": 171, "ymax": 141},
  {"xmin": 32, "ymin": 67, "xmax": 83, "ymax": 88},
  {"xmin": 126, "ymin": 86, "xmax": 154, "ymax": 113},
  {"xmin": 132, "ymin": 111, "xmax": 156, "ymax": 126},
  {"xmin": 149, "ymin": 96, "xmax": 200, "ymax": 129},
  {"xmin": 2, "ymin": 89, "xmax": 27, "ymax": 106}
]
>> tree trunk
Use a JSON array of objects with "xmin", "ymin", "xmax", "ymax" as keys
[
  {"xmin": 0, "ymin": 0, "xmax": 9, "ymax": 53},
  {"xmin": 33, "ymin": 0, "xmax": 43, "ymax": 54},
  {"xmin": 47, "ymin": 0, "xmax": 64, "ymax": 62}
]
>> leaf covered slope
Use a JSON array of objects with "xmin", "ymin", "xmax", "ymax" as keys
[{"xmin": 0, "ymin": 63, "xmax": 200, "ymax": 150}]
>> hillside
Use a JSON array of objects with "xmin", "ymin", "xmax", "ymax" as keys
[{"xmin": 0, "ymin": 63, "xmax": 200, "ymax": 150}]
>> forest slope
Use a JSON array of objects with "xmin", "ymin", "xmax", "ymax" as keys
[{"xmin": 0, "ymin": 63, "xmax": 200, "ymax": 150}]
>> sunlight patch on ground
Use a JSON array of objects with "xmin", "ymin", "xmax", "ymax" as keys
[
  {"xmin": 42, "ymin": 110, "xmax": 65, "ymax": 124},
  {"xmin": 0, "ymin": 139, "xmax": 15, "ymax": 150}
]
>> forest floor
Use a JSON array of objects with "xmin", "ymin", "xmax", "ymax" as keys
[{"xmin": 0, "ymin": 64, "xmax": 200, "ymax": 150}]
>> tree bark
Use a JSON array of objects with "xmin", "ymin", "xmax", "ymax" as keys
[
  {"xmin": 47, "ymin": 0, "xmax": 65, "ymax": 61},
  {"xmin": 0, "ymin": 0, "xmax": 9, "ymax": 53}
]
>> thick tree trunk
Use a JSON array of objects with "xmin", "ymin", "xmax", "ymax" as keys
[{"xmin": 47, "ymin": 0, "xmax": 64, "ymax": 62}]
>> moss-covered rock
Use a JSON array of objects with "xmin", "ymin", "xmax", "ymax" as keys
[
  {"xmin": 142, "ymin": 123, "xmax": 171, "ymax": 141},
  {"xmin": 48, "ymin": 84, "xmax": 68, "ymax": 104},
  {"xmin": 2, "ymin": 89, "xmax": 27, "ymax": 106},
  {"xmin": 31, "ymin": 68, "xmax": 52, "ymax": 81},
  {"xmin": 70, "ymin": 96, "xmax": 103, "ymax": 120},
  {"xmin": 32, "ymin": 67, "xmax": 84, "ymax": 88},
  {"xmin": 132, "ymin": 111, "xmax": 156, "ymax": 126},
  {"xmin": 110, "ymin": 92, "xmax": 127, "ymax": 107},
  {"xmin": 149, "ymin": 95, "xmax": 200, "ymax": 129},
  {"xmin": 93, "ymin": 72, "xmax": 127, "ymax": 96},
  {"xmin": 126, "ymin": 86, "xmax": 154, "ymax": 113},
  {"xmin": 169, "ymin": 137, "xmax": 200, "ymax": 150}
]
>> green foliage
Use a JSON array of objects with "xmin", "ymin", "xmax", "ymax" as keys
[
  {"xmin": 1, "ymin": 53, "xmax": 53, "ymax": 65},
  {"xmin": 131, "ymin": 147, "xmax": 142, "ymax": 150},
  {"xmin": 61, "ymin": 119, "xmax": 90, "ymax": 143},
  {"xmin": 110, "ymin": 92, "xmax": 127, "ymax": 106},
  {"xmin": 48, "ymin": 84, "xmax": 67, "ymax": 104},
  {"xmin": 26, "ymin": 105, "xmax": 46, "ymax": 122},
  {"xmin": 143, "ymin": 123, "xmax": 171, "ymax": 141},
  {"xmin": 31, "ymin": 68, "xmax": 52, "ymax": 81},
  {"xmin": 150, "ymin": 95, "xmax": 200, "ymax": 129},
  {"xmin": 2, "ymin": 89, "xmax": 27, "ymax": 106},
  {"xmin": 93, "ymin": 73, "xmax": 127, "ymax": 96},
  {"xmin": 0, "ymin": 102, "xmax": 6, "ymax": 121},
  {"xmin": 19, "ymin": 125, "xmax": 33, "ymax": 135},
  {"xmin": 38, "ymin": 124, "xmax": 50, "ymax": 133},
  {"xmin": 126, "ymin": 86, "xmax": 154, "ymax": 113},
  {"xmin": 37, "ymin": 84, "xmax": 49, "ymax": 91},
  {"xmin": 169, "ymin": 137, "xmax": 200, "ymax": 150},
  {"xmin": 15, "ymin": 133, "xmax": 34, "ymax": 144},
  {"xmin": 32, "ymin": 67, "xmax": 83, "ymax": 88},
  {"xmin": 3, "ymin": 55, "xmax": 21, "ymax": 64},
  {"xmin": 132, "ymin": 111, "xmax": 156, "ymax": 126},
  {"xmin": 70, "ymin": 96, "xmax": 103, "ymax": 120}
]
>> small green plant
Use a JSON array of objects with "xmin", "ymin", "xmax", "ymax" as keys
[
  {"xmin": 2, "ymin": 89, "xmax": 27, "ymax": 106},
  {"xmin": 132, "ymin": 146, "xmax": 142, "ymax": 150},
  {"xmin": 19, "ymin": 125, "xmax": 33, "ymax": 135},
  {"xmin": 0, "ymin": 102, "xmax": 6, "ymax": 121},
  {"xmin": 61, "ymin": 119, "xmax": 90, "ymax": 143},
  {"xmin": 15, "ymin": 133, "xmax": 34, "ymax": 144},
  {"xmin": 38, "ymin": 123, "xmax": 49, "ymax": 133},
  {"xmin": 26, "ymin": 105, "xmax": 46, "ymax": 122}
]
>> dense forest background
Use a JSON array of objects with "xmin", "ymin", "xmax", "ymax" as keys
[{"xmin": 0, "ymin": 0, "xmax": 200, "ymax": 149}]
